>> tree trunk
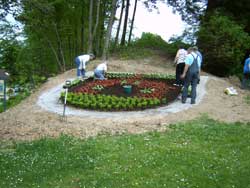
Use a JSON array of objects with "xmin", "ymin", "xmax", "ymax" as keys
[
  {"xmin": 95, "ymin": 1, "xmax": 106, "ymax": 56},
  {"xmin": 93, "ymin": 0, "xmax": 100, "ymax": 39},
  {"xmin": 102, "ymin": 0, "xmax": 118, "ymax": 60},
  {"xmin": 54, "ymin": 23, "xmax": 66, "ymax": 72},
  {"xmin": 120, "ymin": 0, "xmax": 130, "ymax": 46},
  {"xmin": 128, "ymin": 0, "xmax": 137, "ymax": 44},
  {"xmin": 92, "ymin": 0, "xmax": 100, "ymax": 55},
  {"xmin": 80, "ymin": 2, "xmax": 85, "ymax": 53},
  {"xmin": 88, "ymin": 0, "xmax": 94, "ymax": 53},
  {"xmin": 45, "ymin": 36, "xmax": 64, "ymax": 72},
  {"xmin": 114, "ymin": 0, "xmax": 125, "ymax": 47}
]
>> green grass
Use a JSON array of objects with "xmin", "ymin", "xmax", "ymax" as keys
[
  {"xmin": 1, "ymin": 116, "xmax": 250, "ymax": 187},
  {"xmin": 113, "ymin": 46, "xmax": 155, "ymax": 60},
  {"xmin": 0, "ymin": 91, "xmax": 30, "ymax": 113}
]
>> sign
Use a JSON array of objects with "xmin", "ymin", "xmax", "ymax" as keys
[{"xmin": 0, "ymin": 80, "xmax": 4, "ymax": 98}]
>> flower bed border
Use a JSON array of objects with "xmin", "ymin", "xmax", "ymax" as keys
[{"xmin": 60, "ymin": 72, "xmax": 180, "ymax": 111}]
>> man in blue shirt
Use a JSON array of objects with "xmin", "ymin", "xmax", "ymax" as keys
[
  {"xmin": 180, "ymin": 47, "xmax": 202, "ymax": 104},
  {"xmin": 241, "ymin": 55, "xmax": 250, "ymax": 89},
  {"xmin": 193, "ymin": 46, "xmax": 203, "ymax": 66}
]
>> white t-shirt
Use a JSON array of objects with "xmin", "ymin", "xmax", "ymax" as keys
[
  {"xmin": 175, "ymin": 49, "xmax": 187, "ymax": 64},
  {"xmin": 96, "ymin": 63, "xmax": 107, "ymax": 72},
  {"xmin": 78, "ymin": 55, "xmax": 90, "ymax": 69}
]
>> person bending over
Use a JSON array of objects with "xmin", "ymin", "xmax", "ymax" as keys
[
  {"xmin": 75, "ymin": 53, "xmax": 95, "ymax": 79},
  {"xmin": 94, "ymin": 61, "xmax": 108, "ymax": 80}
]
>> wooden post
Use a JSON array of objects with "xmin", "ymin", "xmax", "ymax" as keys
[
  {"xmin": 3, "ymin": 80, "xmax": 6, "ymax": 111},
  {"xmin": 0, "ymin": 69, "xmax": 9, "ymax": 112}
]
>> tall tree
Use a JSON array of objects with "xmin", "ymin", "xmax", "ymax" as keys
[
  {"xmin": 128, "ymin": 0, "xmax": 138, "ymax": 44},
  {"xmin": 0, "ymin": 0, "xmax": 19, "ymax": 20},
  {"xmin": 120, "ymin": 0, "xmax": 130, "ymax": 46},
  {"xmin": 102, "ymin": 0, "xmax": 118, "ymax": 60},
  {"xmin": 164, "ymin": 0, "xmax": 206, "ymax": 25},
  {"xmin": 114, "ymin": 0, "xmax": 125, "ymax": 47},
  {"xmin": 88, "ymin": 0, "xmax": 94, "ymax": 53},
  {"xmin": 95, "ymin": 0, "xmax": 106, "ymax": 56},
  {"xmin": 93, "ymin": 0, "xmax": 101, "ymax": 42}
]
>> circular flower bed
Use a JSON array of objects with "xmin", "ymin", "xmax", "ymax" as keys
[{"xmin": 60, "ymin": 72, "xmax": 181, "ymax": 111}]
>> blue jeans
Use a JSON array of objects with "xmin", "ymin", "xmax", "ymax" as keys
[
  {"xmin": 94, "ymin": 69, "xmax": 105, "ymax": 80},
  {"xmin": 241, "ymin": 73, "xmax": 250, "ymax": 89},
  {"xmin": 75, "ymin": 57, "xmax": 85, "ymax": 77},
  {"xmin": 182, "ymin": 71, "xmax": 199, "ymax": 104}
]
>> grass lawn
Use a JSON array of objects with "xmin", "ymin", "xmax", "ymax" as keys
[{"xmin": 1, "ymin": 116, "xmax": 250, "ymax": 188}]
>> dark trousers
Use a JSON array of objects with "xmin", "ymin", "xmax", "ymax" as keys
[
  {"xmin": 182, "ymin": 71, "xmax": 199, "ymax": 104},
  {"xmin": 175, "ymin": 63, "xmax": 185, "ymax": 85},
  {"xmin": 241, "ymin": 73, "xmax": 250, "ymax": 89}
]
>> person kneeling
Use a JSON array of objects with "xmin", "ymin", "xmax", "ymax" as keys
[{"xmin": 94, "ymin": 61, "xmax": 108, "ymax": 80}]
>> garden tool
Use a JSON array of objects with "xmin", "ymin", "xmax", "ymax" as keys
[{"xmin": 61, "ymin": 80, "xmax": 71, "ymax": 121}]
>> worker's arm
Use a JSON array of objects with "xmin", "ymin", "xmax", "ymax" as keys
[
  {"xmin": 180, "ymin": 64, "xmax": 189, "ymax": 79},
  {"xmin": 174, "ymin": 50, "xmax": 180, "ymax": 64}
]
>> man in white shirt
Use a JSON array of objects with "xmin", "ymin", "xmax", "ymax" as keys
[
  {"xmin": 75, "ymin": 54, "xmax": 95, "ymax": 78},
  {"xmin": 94, "ymin": 61, "xmax": 107, "ymax": 80}
]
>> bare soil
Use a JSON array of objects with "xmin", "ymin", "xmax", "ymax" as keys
[{"xmin": 1, "ymin": 53, "xmax": 250, "ymax": 142}]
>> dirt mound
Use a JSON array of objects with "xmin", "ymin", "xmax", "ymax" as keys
[{"xmin": 0, "ymin": 55, "xmax": 250, "ymax": 141}]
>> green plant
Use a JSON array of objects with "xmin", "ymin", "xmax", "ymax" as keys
[
  {"xmin": 161, "ymin": 98, "xmax": 167, "ymax": 104},
  {"xmin": 92, "ymin": 85, "xmax": 104, "ymax": 91},
  {"xmin": 140, "ymin": 88, "xmax": 155, "ymax": 94},
  {"xmin": 133, "ymin": 80, "xmax": 140, "ymax": 86},
  {"xmin": 120, "ymin": 80, "xmax": 127, "ymax": 85}
]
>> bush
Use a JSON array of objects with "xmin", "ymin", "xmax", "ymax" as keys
[
  {"xmin": 112, "ymin": 33, "xmax": 172, "ymax": 60},
  {"xmin": 198, "ymin": 11, "xmax": 250, "ymax": 77},
  {"xmin": 133, "ymin": 32, "xmax": 168, "ymax": 50}
]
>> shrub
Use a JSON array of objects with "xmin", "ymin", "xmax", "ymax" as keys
[
  {"xmin": 198, "ymin": 11, "xmax": 250, "ymax": 77},
  {"xmin": 112, "ymin": 33, "xmax": 172, "ymax": 60}
]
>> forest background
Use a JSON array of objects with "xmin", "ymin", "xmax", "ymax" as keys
[{"xmin": 1, "ymin": 0, "xmax": 250, "ymax": 87}]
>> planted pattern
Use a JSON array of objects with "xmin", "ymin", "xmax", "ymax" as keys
[{"xmin": 61, "ymin": 72, "xmax": 181, "ymax": 111}]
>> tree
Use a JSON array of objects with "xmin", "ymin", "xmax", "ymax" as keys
[
  {"xmin": 0, "ymin": 0, "xmax": 19, "ymax": 20},
  {"xmin": 205, "ymin": 0, "xmax": 250, "ymax": 33},
  {"xmin": 88, "ymin": 0, "xmax": 94, "ymax": 53},
  {"xmin": 102, "ymin": 0, "xmax": 118, "ymax": 60},
  {"xmin": 0, "ymin": 39, "xmax": 21, "ymax": 79},
  {"xmin": 120, "ymin": 0, "xmax": 130, "ymax": 46},
  {"xmin": 114, "ymin": 0, "xmax": 125, "ymax": 47},
  {"xmin": 92, "ymin": 0, "xmax": 101, "ymax": 45},
  {"xmin": 198, "ymin": 11, "xmax": 250, "ymax": 76},
  {"xmin": 161, "ymin": 0, "xmax": 207, "ymax": 25},
  {"xmin": 128, "ymin": 0, "xmax": 138, "ymax": 44}
]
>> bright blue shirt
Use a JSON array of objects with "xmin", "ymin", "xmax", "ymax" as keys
[
  {"xmin": 243, "ymin": 57, "xmax": 250, "ymax": 73},
  {"xmin": 185, "ymin": 52, "xmax": 201, "ymax": 68},
  {"xmin": 197, "ymin": 51, "xmax": 203, "ymax": 65}
]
